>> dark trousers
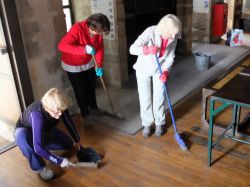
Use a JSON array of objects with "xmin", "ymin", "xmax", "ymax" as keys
[
  {"xmin": 67, "ymin": 68, "xmax": 97, "ymax": 117},
  {"xmin": 14, "ymin": 127, "xmax": 73, "ymax": 171}
]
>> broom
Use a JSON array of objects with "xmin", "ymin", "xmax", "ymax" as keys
[
  {"xmin": 92, "ymin": 55, "xmax": 124, "ymax": 120},
  {"xmin": 152, "ymin": 51, "xmax": 188, "ymax": 151}
]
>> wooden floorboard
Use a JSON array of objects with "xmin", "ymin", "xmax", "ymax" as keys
[{"xmin": 0, "ymin": 59, "xmax": 250, "ymax": 187}]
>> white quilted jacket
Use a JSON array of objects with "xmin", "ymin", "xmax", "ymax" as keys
[{"xmin": 129, "ymin": 26, "xmax": 178, "ymax": 76}]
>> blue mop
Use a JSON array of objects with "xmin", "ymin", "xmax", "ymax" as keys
[{"xmin": 153, "ymin": 54, "xmax": 188, "ymax": 151}]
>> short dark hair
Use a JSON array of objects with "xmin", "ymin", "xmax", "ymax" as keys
[{"xmin": 87, "ymin": 13, "xmax": 110, "ymax": 33}]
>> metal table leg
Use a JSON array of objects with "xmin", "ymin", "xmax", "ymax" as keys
[{"xmin": 208, "ymin": 99, "xmax": 215, "ymax": 166}]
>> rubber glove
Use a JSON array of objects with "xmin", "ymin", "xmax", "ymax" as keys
[
  {"xmin": 60, "ymin": 158, "xmax": 72, "ymax": 168},
  {"xmin": 85, "ymin": 45, "xmax": 96, "ymax": 55},
  {"xmin": 143, "ymin": 46, "xmax": 158, "ymax": 55},
  {"xmin": 95, "ymin": 68, "xmax": 104, "ymax": 77},
  {"xmin": 159, "ymin": 71, "xmax": 169, "ymax": 84}
]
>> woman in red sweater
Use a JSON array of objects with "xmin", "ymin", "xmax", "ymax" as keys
[{"xmin": 58, "ymin": 13, "xmax": 110, "ymax": 126}]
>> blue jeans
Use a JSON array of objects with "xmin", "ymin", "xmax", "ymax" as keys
[{"xmin": 14, "ymin": 127, "xmax": 73, "ymax": 171}]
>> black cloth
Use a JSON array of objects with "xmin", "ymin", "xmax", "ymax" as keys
[
  {"xmin": 15, "ymin": 101, "xmax": 57, "ymax": 130},
  {"xmin": 67, "ymin": 67, "xmax": 98, "ymax": 117}
]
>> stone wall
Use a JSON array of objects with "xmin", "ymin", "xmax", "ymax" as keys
[
  {"xmin": 177, "ymin": 0, "xmax": 193, "ymax": 55},
  {"xmin": 192, "ymin": 0, "xmax": 242, "ymax": 43},
  {"xmin": 192, "ymin": 0, "xmax": 231, "ymax": 43},
  {"xmin": 192, "ymin": 13, "xmax": 211, "ymax": 42},
  {"xmin": 15, "ymin": 0, "xmax": 78, "ymax": 112},
  {"xmin": 192, "ymin": 0, "xmax": 214, "ymax": 43},
  {"xmin": 242, "ymin": 0, "xmax": 250, "ymax": 14},
  {"xmin": 71, "ymin": 0, "xmax": 91, "ymax": 22},
  {"xmin": 110, "ymin": 0, "xmax": 128, "ymax": 86}
]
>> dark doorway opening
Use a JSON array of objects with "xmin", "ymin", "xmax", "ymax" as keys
[{"xmin": 123, "ymin": 0, "xmax": 177, "ymax": 74}]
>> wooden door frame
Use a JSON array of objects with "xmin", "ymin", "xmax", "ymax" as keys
[{"xmin": 0, "ymin": 0, "xmax": 34, "ymax": 110}]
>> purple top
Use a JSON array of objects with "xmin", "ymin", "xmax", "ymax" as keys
[{"xmin": 16, "ymin": 101, "xmax": 80, "ymax": 165}]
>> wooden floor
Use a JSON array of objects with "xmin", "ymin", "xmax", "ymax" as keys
[
  {"xmin": 0, "ymin": 136, "xmax": 9, "ymax": 147},
  {"xmin": 0, "ymin": 58, "xmax": 250, "ymax": 187}
]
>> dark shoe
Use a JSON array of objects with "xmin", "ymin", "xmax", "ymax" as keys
[
  {"xmin": 82, "ymin": 116, "xmax": 93, "ymax": 127},
  {"xmin": 142, "ymin": 126, "xmax": 151, "ymax": 137},
  {"xmin": 37, "ymin": 167, "xmax": 54, "ymax": 181},
  {"xmin": 155, "ymin": 125, "xmax": 163, "ymax": 137}
]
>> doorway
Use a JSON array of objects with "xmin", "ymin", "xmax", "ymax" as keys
[
  {"xmin": 0, "ymin": 17, "xmax": 21, "ymax": 153},
  {"xmin": 123, "ymin": 0, "xmax": 177, "ymax": 74},
  {"xmin": 0, "ymin": 0, "xmax": 34, "ymax": 153}
]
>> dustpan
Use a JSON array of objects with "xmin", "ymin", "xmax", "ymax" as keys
[{"xmin": 76, "ymin": 147, "xmax": 101, "ymax": 163}]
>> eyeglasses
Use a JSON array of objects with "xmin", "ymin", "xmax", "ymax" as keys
[
  {"xmin": 46, "ymin": 108, "xmax": 63, "ymax": 119},
  {"xmin": 162, "ymin": 32, "xmax": 177, "ymax": 40},
  {"xmin": 167, "ymin": 32, "xmax": 177, "ymax": 39},
  {"xmin": 51, "ymin": 110, "xmax": 62, "ymax": 116},
  {"xmin": 89, "ymin": 26, "xmax": 105, "ymax": 35}
]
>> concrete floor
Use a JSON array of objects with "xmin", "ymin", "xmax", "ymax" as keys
[{"xmin": 93, "ymin": 43, "xmax": 250, "ymax": 135}]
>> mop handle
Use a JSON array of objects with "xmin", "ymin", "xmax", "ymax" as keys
[
  {"xmin": 154, "ymin": 55, "xmax": 178, "ymax": 134},
  {"xmin": 149, "ymin": 39, "xmax": 178, "ymax": 134}
]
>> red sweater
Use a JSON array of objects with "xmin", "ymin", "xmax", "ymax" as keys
[
  {"xmin": 58, "ymin": 20, "xmax": 104, "ymax": 68},
  {"xmin": 159, "ymin": 37, "xmax": 168, "ymax": 57}
]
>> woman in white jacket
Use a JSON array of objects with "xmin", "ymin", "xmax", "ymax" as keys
[{"xmin": 129, "ymin": 14, "xmax": 182, "ymax": 137}]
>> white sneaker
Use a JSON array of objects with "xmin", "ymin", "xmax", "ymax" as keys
[
  {"xmin": 142, "ymin": 126, "xmax": 151, "ymax": 137},
  {"xmin": 155, "ymin": 125, "xmax": 163, "ymax": 137},
  {"xmin": 37, "ymin": 167, "xmax": 54, "ymax": 181}
]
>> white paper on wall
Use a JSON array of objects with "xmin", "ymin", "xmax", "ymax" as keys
[
  {"xmin": 193, "ymin": 0, "xmax": 209, "ymax": 13},
  {"xmin": 91, "ymin": 0, "xmax": 116, "ymax": 40},
  {"xmin": 242, "ymin": 0, "xmax": 250, "ymax": 14}
]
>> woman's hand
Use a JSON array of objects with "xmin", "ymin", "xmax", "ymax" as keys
[
  {"xmin": 73, "ymin": 142, "xmax": 82, "ymax": 150},
  {"xmin": 143, "ymin": 46, "xmax": 158, "ymax": 55},
  {"xmin": 159, "ymin": 71, "xmax": 169, "ymax": 84}
]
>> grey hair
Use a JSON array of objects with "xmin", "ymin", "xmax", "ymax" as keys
[
  {"xmin": 156, "ymin": 14, "xmax": 182, "ymax": 37},
  {"xmin": 41, "ymin": 88, "xmax": 69, "ymax": 112}
]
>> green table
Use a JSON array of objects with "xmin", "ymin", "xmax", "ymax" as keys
[{"xmin": 207, "ymin": 74, "xmax": 250, "ymax": 166}]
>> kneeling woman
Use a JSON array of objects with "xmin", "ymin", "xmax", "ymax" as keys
[{"xmin": 14, "ymin": 88, "xmax": 82, "ymax": 180}]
